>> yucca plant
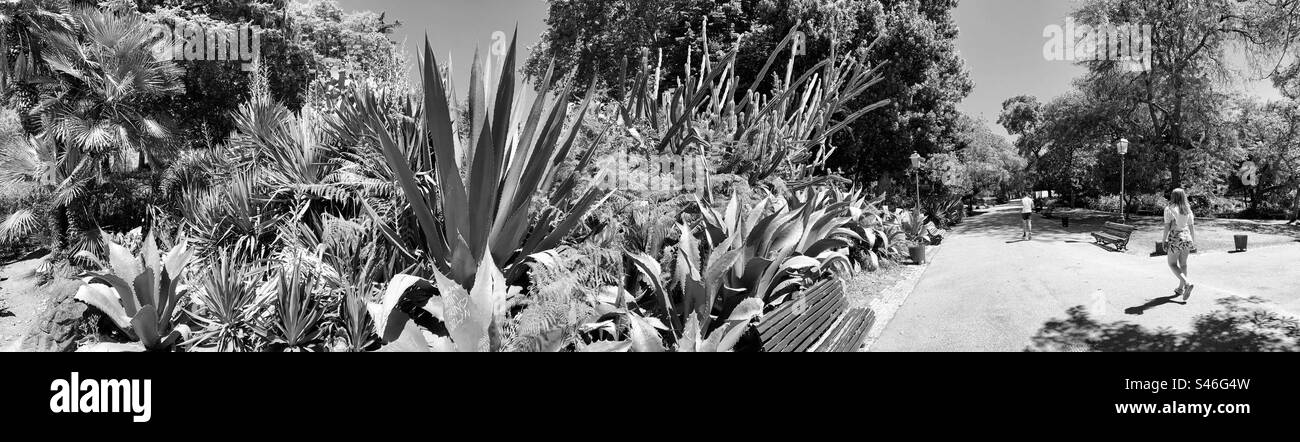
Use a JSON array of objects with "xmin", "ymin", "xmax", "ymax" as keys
[
  {"xmin": 187, "ymin": 249, "xmax": 261, "ymax": 352},
  {"xmin": 339, "ymin": 285, "xmax": 377, "ymax": 352},
  {"xmin": 362, "ymin": 32, "xmax": 613, "ymax": 288},
  {"xmin": 73, "ymin": 231, "xmax": 195, "ymax": 352},
  {"xmin": 267, "ymin": 261, "xmax": 329, "ymax": 352}
]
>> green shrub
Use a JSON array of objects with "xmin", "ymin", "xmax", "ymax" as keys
[{"xmin": 1129, "ymin": 193, "xmax": 1170, "ymax": 214}]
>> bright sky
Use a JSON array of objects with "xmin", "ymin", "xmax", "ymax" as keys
[
  {"xmin": 334, "ymin": 0, "xmax": 549, "ymax": 86},
  {"xmin": 335, "ymin": 0, "xmax": 1288, "ymax": 139}
]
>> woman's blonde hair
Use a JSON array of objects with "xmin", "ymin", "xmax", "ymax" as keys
[{"xmin": 1170, "ymin": 188, "xmax": 1191, "ymax": 215}]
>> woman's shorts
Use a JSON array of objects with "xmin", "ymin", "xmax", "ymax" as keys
[
  {"xmin": 1166, "ymin": 228, "xmax": 1195, "ymax": 253},
  {"xmin": 1021, "ymin": 213, "xmax": 1031, "ymax": 220}
]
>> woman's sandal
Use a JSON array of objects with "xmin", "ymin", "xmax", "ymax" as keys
[{"xmin": 1182, "ymin": 284, "xmax": 1194, "ymax": 301}]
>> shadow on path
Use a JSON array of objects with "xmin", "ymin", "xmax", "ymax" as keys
[
  {"xmin": 1123, "ymin": 295, "xmax": 1184, "ymax": 315},
  {"xmin": 1028, "ymin": 297, "xmax": 1300, "ymax": 352}
]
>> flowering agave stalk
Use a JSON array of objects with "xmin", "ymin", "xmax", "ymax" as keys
[
  {"xmin": 617, "ymin": 22, "xmax": 888, "ymax": 184},
  {"xmin": 73, "ymin": 231, "xmax": 196, "ymax": 352}
]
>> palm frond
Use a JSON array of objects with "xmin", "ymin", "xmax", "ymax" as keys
[{"xmin": 0, "ymin": 208, "xmax": 41, "ymax": 244}]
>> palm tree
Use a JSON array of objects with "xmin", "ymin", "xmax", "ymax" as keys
[
  {"xmin": 0, "ymin": 0, "xmax": 74, "ymax": 97},
  {"xmin": 1, "ymin": 6, "xmax": 184, "ymax": 254},
  {"xmin": 36, "ymin": 6, "xmax": 186, "ymax": 171}
]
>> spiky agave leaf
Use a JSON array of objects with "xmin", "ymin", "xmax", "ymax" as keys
[{"xmin": 364, "ymin": 31, "xmax": 612, "ymax": 287}]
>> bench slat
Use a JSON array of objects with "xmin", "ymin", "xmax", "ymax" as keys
[
  {"xmin": 768, "ymin": 293, "xmax": 841, "ymax": 351},
  {"xmin": 834, "ymin": 309, "xmax": 876, "ymax": 352},
  {"xmin": 763, "ymin": 287, "xmax": 839, "ymax": 348},
  {"xmin": 755, "ymin": 281, "xmax": 835, "ymax": 335},
  {"xmin": 756, "ymin": 282, "xmax": 834, "ymax": 338},
  {"xmin": 752, "ymin": 279, "xmax": 878, "ymax": 352},
  {"xmin": 814, "ymin": 307, "xmax": 863, "ymax": 352},
  {"xmin": 813, "ymin": 309, "xmax": 860, "ymax": 352},
  {"xmin": 758, "ymin": 285, "xmax": 836, "ymax": 341},
  {"xmin": 785, "ymin": 298, "xmax": 846, "ymax": 352}
]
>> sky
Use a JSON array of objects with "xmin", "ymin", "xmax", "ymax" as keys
[
  {"xmin": 335, "ymin": 0, "xmax": 549, "ymax": 86},
  {"xmin": 335, "ymin": 0, "xmax": 1288, "ymax": 139}
]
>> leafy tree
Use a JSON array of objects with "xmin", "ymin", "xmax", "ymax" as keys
[
  {"xmin": 1071, "ymin": 0, "xmax": 1300, "ymax": 188},
  {"xmin": 997, "ymin": 95, "xmax": 1041, "ymax": 137},
  {"xmin": 140, "ymin": 1, "xmax": 314, "ymax": 150},
  {"xmin": 931, "ymin": 114, "xmax": 1024, "ymax": 200},
  {"xmin": 1229, "ymin": 97, "xmax": 1300, "ymax": 215}
]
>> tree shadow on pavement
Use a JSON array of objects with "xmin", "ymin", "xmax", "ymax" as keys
[{"xmin": 1026, "ymin": 297, "xmax": 1300, "ymax": 352}]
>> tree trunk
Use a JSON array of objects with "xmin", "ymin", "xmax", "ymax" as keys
[
  {"xmin": 50, "ymin": 204, "xmax": 69, "ymax": 252},
  {"xmin": 1169, "ymin": 147, "xmax": 1182, "ymax": 189}
]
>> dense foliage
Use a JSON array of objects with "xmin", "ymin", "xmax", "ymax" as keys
[{"xmin": 0, "ymin": 1, "xmax": 972, "ymax": 352}]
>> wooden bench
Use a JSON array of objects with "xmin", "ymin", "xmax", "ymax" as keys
[
  {"xmin": 1091, "ymin": 221, "xmax": 1138, "ymax": 251},
  {"xmin": 752, "ymin": 279, "xmax": 875, "ymax": 352}
]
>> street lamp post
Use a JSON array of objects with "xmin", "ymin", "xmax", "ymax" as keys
[
  {"xmin": 910, "ymin": 151, "xmax": 923, "ymax": 218},
  {"xmin": 1116, "ymin": 138, "xmax": 1129, "ymax": 221}
]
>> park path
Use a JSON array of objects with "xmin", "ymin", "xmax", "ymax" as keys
[{"xmin": 870, "ymin": 204, "xmax": 1300, "ymax": 352}]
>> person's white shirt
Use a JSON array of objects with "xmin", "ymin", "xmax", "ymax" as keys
[
  {"xmin": 1021, "ymin": 196, "xmax": 1034, "ymax": 213},
  {"xmin": 1164, "ymin": 205, "xmax": 1194, "ymax": 230}
]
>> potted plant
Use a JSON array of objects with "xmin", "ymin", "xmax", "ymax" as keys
[{"xmin": 901, "ymin": 210, "xmax": 932, "ymax": 264}]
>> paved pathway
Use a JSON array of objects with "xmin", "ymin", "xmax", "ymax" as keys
[{"xmin": 870, "ymin": 205, "xmax": 1300, "ymax": 351}]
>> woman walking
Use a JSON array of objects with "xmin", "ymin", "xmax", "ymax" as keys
[{"xmin": 1164, "ymin": 188, "xmax": 1197, "ymax": 300}]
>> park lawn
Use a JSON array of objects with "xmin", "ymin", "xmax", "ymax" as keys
[{"xmin": 1046, "ymin": 207, "xmax": 1299, "ymax": 257}]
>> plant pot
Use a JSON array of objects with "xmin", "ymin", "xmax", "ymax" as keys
[
  {"xmin": 1234, "ymin": 234, "xmax": 1248, "ymax": 251},
  {"xmin": 909, "ymin": 245, "xmax": 927, "ymax": 265},
  {"xmin": 1154, "ymin": 241, "xmax": 1166, "ymax": 255}
]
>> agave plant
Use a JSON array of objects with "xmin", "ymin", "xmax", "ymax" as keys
[
  {"xmin": 896, "ymin": 209, "xmax": 935, "ymax": 246},
  {"xmin": 361, "ymin": 32, "xmax": 613, "ymax": 288},
  {"xmin": 371, "ymin": 252, "xmax": 519, "ymax": 352},
  {"xmin": 73, "ymin": 231, "xmax": 196, "ymax": 352},
  {"xmin": 615, "ymin": 183, "xmax": 883, "ymax": 346},
  {"xmin": 617, "ymin": 22, "xmax": 888, "ymax": 185},
  {"xmin": 923, "ymin": 195, "xmax": 965, "ymax": 228}
]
